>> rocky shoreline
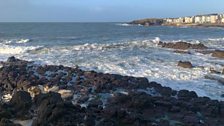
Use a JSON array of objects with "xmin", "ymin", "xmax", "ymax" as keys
[
  {"xmin": 0, "ymin": 57, "xmax": 223, "ymax": 126},
  {"xmin": 129, "ymin": 19, "xmax": 224, "ymax": 28}
]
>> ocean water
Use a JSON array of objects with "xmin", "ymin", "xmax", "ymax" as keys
[{"xmin": 0, "ymin": 22, "xmax": 224, "ymax": 100}]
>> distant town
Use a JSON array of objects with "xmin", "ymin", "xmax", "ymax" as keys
[{"xmin": 130, "ymin": 13, "xmax": 224, "ymax": 27}]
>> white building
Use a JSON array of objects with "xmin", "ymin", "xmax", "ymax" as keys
[
  {"xmin": 194, "ymin": 16, "xmax": 202, "ymax": 24},
  {"xmin": 165, "ymin": 18, "xmax": 174, "ymax": 24},
  {"xmin": 222, "ymin": 18, "xmax": 224, "ymax": 23},
  {"xmin": 210, "ymin": 14, "xmax": 219, "ymax": 23}
]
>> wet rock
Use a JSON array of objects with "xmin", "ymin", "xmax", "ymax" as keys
[
  {"xmin": 170, "ymin": 106, "xmax": 181, "ymax": 113},
  {"xmin": 34, "ymin": 92, "xmax": 63, "ymax": 107},
  {"xmin": 88, "ymin": 99, "xmax": 103, "ymax": 108},
  {"xmin": 212, "ymin": 50, "xmax": 224, "ymax": 58},
  {"xmin": 174, "ymin": 50, "xmax": 191, "ymax": 54},
  {"xmin": 96, "ymin": 119, "xmax": 116, "ymax": 126},
  {"xmin": 0, "ymin": 104, "xmax": 13, "ymax": 119},
  {"xmin": 33, "ymin": 92, "xmax": 86, "ymax": 126},
  {"xmin": 78, "ymin": 96, "xmax": 89, "ymax": 104},
  {"xmin": 155, "ymin": 100, "xmax": 172, "ymax": 108},
  {"xmin": 204, "ymin": 74, "xmax": 224, "ymax": 84},
  {"xmin": 7, "ymin": 56, "xmax": 18, "ymax": 62},
  {"xmin": 0, "ymin": 118, "xmax": 21, "ymax": 126},
  {"xmin": 183, "ymin": 115, "xmax": 199, "ymax": 124},
  {"xmin": 178, "ymin": 61, "xmax": 193, "ymax": 68},
  {"xmin": 158, "ymin": 41, "xmax": 207, "ymax": 50},
  {"xmin": 10, "ymin": 91, "xmax": 32, "ymax": 118},
  {"xmin": 159, "ymin": 87, "xmax": 172, "ymax": 97},
  {"xmin": 177, "ymin": 90, "xmax": 198, "ymax": 100}
]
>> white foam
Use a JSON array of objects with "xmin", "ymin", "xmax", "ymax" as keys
[
  {"xmin": 16, "ymin": 39, "xmax": 30, "ymax": 44},
  {"xmin": 0, "ymin": 43, "xmax": 41, "ymax": 55},
  {"xmin": 2, "ymin": 38, "xmax": 224, "ymax": 101},
  {"xmin": 116, "ymin": 23, "xmax": 132, "ymax": 26},
  {"xmin": 12, "ymin": 119, "xmax": 33, "ymax": 126},
  {"xmin": 208, "ymin": 37, "xmax": 224, "ymax": 41},
  {"xmin": 1, "ymin": 38, "xmax": 31, "ymax": 44},
  {"xmin": 47, "ymin": 40, "xmax": 156, "ymax": 52},
  {"xmin": 152, "ymin": 37, "xmax": 161, "ymax": 44}
]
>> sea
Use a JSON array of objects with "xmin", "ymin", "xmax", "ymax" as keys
[{"xmin": 0, "ymin": 22, "xmax": 224, "ymax": 100}]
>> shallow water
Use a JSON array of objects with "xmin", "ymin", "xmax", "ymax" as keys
[{"xmin": 0, "ymin": 23, "xmax": 224, "ymax": 100}]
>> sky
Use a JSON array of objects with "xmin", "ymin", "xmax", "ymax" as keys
[{"xmin": 0, "ymin": 0, "xmax": 224, "ymax": 22}]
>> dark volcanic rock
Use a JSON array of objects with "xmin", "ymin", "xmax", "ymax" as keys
[
  {"xmin": 0, "ymin": 118, "xmax": 21, "ymax": 126},
  {"xmin": 158, "ymin": 41, "xmax": 207, "ymax": 50},
  {"xmin": 33, "ymin": 92, "xmax": 88, "ymax": 126},
  {"xmin": 130, "ymin": 18, "xmax": 164, "ymax": 26},
  {"xmin": 7, "ymin": 56, "xmax": 18, "ymax": 62},
  {"xmin": 212, "ymin": 50, "xmax": 224, "ymax": 58},
  {"xmin": 0, "ymin": 57, "xmax": 223, "ymax": 126},
  {"xmin": 177, "ymin": 90, "xmax": 198, "ymax": 100},
  {"xmin": 10, "ymin": 91, "xmax": 32, "ymax": 118},
  {"xmin": 0, "ymin": 104, "xmax": 13, "ymax": 119},
  {"xmin": 177, "ymin": 61, "xmax": 193, "ymax": 68}
]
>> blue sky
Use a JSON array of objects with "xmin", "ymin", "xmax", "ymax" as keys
[{"xmin": 0, "ymin": 0, "xmax": 224, "ymax": 22}]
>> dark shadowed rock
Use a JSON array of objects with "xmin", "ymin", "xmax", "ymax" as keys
[
  {"xmin": 212, "ymin": 50, "xmax": 224, "ymax": 58},
  {"xmin": 178, "ymin": 61, "xmax": 193, "ymax": 68},
  {"xmin": 33, "ymin": 92, "xmax": 87, "ymax": 126},
  {"xmin": 88, "ymin": 99, "xmax": 103, "ymax": 108},
  {"xmin": 177, "ymin": 90, "xmax": 198, "ymax": 100},
  {"xmin": 34, "ymin": 92, "xmax": 63, "ymax": 107},
  {"xmin": 10, "ymin": 91, "xmax": 32, "ymax": 118},
  {"xmin": 0, "ymin": 57, "xmax": 223, "ymax": 126},
  {"xmin": 0, "ymin": 118, "xmax": 21, "ymax": 126},
  {"xmin": 7, "ymin": 56, "xmax": 17, "ymax": 62},
  {"xmin": 0, "ymin": 104, "xmax": 13, "ymax": 119}
]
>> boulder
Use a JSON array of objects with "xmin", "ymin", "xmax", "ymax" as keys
[
  {"xmin": 33, "ymin": 92, "xmax": 87, "ymax": 126},
  {"xmin": 177, "ymin": 90, "xmax": 198, "ymax": 100},
  {"xmin": 178, "ymin": 61, "xmax": 193, "ymax": 68},
  {"xmin": 10, "ymin": 91, "xmax": 32, "ymax": 118},
  {"xmin": 211, "ymin": 50, "xmax": 224, "ymax": 58},
  {"xmin": 7, "ymin": 56, "xmax": 17, "ymax": 62},
  {"xmin": 34, "ymin": 92, "xmax": 63, "ymax": 107}
]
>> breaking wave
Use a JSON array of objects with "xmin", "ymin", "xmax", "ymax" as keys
[
  {"xmin": 0, "ymin": 43, "xmax": 42, "ymax": 55},
  {"xmin": 29, "ymin": 39, "xmax": 160, "ymax": 54},
  {"xmin": 116, "ymin": 23, "xmax": 133, "ymax": 27},
  {"xmin": 16, "ymin": 39, "xmax": 31, "ymax": 44},
  {"xmin": 1, "ymin": 39, "xmax": 31, "ymax": 44}
]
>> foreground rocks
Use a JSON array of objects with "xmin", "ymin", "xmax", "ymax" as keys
[{"xmin": 0, "ymin": 57, "xmax": 224, "ymax": 126}]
